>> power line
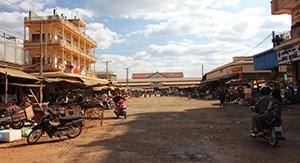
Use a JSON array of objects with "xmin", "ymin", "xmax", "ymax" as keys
[{"xmin": 242, "ymin": 33, "xmax": 272, "ymax": 56}]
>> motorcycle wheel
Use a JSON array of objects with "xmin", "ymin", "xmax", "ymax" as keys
[
  {"xmin": 268, "ymin": 128, "xmax": 278, "ymax": 147},
  {"xmin": 10, "ymin": 121, "xmax": 25, "ymax": 129},
  {"xmin": 27, "ymin": 129, "xmax": 43, "ymax": 144},
  {"xmin": 66, "ymin": 123, "xmax": 82, "ymax": 139}
]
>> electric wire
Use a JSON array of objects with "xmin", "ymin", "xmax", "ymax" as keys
[{"xmin": 242, "ymin": 33, "xmax": 272, "ymax": 56}]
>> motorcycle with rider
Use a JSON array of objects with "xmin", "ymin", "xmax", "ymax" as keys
[{"xmin": 251, "ymin": 86, "xmax": 284, "ymax": 146}]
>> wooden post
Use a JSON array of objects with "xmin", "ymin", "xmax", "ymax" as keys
[
  {"xmin": 29, "ymin": 89, "xmax": 43, "ymax": 109},
  {"xmin": 5, "ymin": 71, "xmax": 8, "ymax": 104},
  {"xmin": 40, "ymin": 82, "xmax": 43, "ymax": 103}
]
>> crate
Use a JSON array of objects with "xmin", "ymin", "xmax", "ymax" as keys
[
  {"xmin": 11, "ymin": 110, "xmax": 27, "ymax": 122},
  {"xmin": 0, "ymin": 129, "xmax": 22, "ymax": 142}
]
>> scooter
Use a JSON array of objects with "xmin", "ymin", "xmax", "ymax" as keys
[
  {"xmin": 27, "ymin": 109, "xmax": 83, "ymax": 144},
  {"xmin": 250, "ymin": 106, "xmax": 284, "ymax": 147},
  {"xmin": 114, "ymin": 99, "xmax": 127, "ymax": 119}
]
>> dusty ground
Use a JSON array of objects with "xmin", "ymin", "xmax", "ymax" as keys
[{"xmin": 0, "ymin": 96, "xmax": 300, "ymax": 163}]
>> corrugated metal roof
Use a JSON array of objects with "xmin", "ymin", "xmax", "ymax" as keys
[
  {"xmin": 132, "ymin": 72, "xmax": 183, "ymax": 79},
  {"xmin": 253, "ymin": 49, "xmax": 278, "ymax": 70},
  {"xmin": 31, "ymin": 72, "xmax": 109, "ymax": 86}
]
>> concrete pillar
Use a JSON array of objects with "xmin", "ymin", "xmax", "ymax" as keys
[
  {"xmin": 71, "ymin": 52, "xmax": 73, "ymax": 65},
  {"xmin": 62, "ymin": 48, "xmax": 65, "ymax": 67}
]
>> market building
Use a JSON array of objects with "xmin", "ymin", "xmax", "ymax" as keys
[
  {"xmin": 117, "ymin": 72, "xmax": 201, "ymax": 90},
  {"xmin": 271, "ymin": 0, "xmax": 300, "ymax": 86},
  {"xmin": 201, "ymin": 56, "xmax": 273, "ymax": 86}
]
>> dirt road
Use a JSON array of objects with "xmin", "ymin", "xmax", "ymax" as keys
[{"xmin": 1, "ymin": 96, "xmax": 300, "ymax": 162}]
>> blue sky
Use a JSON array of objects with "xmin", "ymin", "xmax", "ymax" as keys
[{"xmin": 0, "ymin": 0, "xmax": 291, "ymax": 79}]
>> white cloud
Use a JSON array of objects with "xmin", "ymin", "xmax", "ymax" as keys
[
  {"xmin": 86, "ymin": 0, "xmax": 241, "ymax": 19},
  {"xmin": 85, "ymin": 23, "xmax": 125, "ymax": 49},
  {"xmin": 0, "ymin": 0, "xmax": 53, "ymax": 12},
  {"xmin": 96, "ymin": 40, "xmax": 262, "ymax": 79},
  {"xmin": 0, "ymin": 12, "xmax": 26, "ymax": 34}
]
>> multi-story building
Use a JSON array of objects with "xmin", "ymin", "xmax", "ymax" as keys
[
  {"xmin": 23, "ymin": 10, "xmax": 97, "ymax": 77},
  {"xmin": 271, "ymin": 0, "xmax": 300, "ymax": 85},
  {"xmin": 0, "ymin": 26, "xmax": 24, "ymax": 66}
]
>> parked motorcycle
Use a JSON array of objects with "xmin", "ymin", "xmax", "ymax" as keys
[
  {"xmin": 27, "ymin": 109, "xmax": 83, "ymax": 144},
  {"xmin": 114, "ymin": 98, "xmax": 127, "ymax": 119},
  {"xmin": 250, "ymin": 106, "xmax": 284, "ymax": 147},
  {"xmin": 0, "ymin": 105, "xmax": 27, "ymax": 129}
]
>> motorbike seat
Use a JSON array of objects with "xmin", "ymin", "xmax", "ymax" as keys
[
  {"xmin": 59, "ymin": 115, "xmax": 83, "ymax": 123},
  {"xmin": 266, "ymin": 117, "xmax": 281, "ymax": 125}
]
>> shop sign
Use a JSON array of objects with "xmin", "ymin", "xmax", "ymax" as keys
[
  {"xmin": 231, "ymin": 67, "xmax": 242, "ymax": 73},
  {"xmin": 277, "ymin": 44, "xmax": 300, "ymax": 64}
]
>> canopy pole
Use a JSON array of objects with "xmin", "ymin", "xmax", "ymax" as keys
[
  {"xmin": 39, "ymin": 81, "xmax": 43, "ymax": 103},
  {"xmin": 5, "ymin": 71, "xmax": 8, "ymax": 104}
]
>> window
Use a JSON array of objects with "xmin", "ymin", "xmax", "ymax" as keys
[{"xmin": 32, "ymin": 33, "xmax": 45, "ymax": 42}]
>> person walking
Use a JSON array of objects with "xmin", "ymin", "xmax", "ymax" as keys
[{"xmin": 219, "ymin": 89, "xmax": 226, "ymax": 108}]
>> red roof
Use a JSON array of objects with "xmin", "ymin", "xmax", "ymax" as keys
[{"xmin": 132, "ymin": 72, "xmax": 183, "ymax": 79}]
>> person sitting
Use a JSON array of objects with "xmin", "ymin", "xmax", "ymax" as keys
[
  {"xmin": 256, "ymin": 89, "xmax": 282, "ymax": 135},
  {"xmin": 251, "ymin": 86, "xmax": 272, "ymax": 134}
]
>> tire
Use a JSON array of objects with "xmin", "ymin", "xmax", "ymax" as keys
[
  {"xmin": 66, "ymin": 123, "xmax": 82, "ymax": 139},
  {"xmin": 268, "ymin": 128, "xmax": 279, "ymax": 147},
  {"xmin": 10, "ymin": 121, "xmax": 25, "ymax": 129},
  {"xmin": 27, "ymin": 129, "xmax": 43, "ymax": 144}
]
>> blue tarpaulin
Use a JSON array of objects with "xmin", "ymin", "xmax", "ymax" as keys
[{"xmin": 253, "ymin": 49, "xmax": 278, "ymax": 70}]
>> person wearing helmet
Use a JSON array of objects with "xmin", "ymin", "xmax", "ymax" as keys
[{"xmin": 251, "ymin": 86, "xmax": 272, "ymax": 134}]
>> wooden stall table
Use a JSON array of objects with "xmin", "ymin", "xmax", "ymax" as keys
[{"xmin": 80, "ymin": 100, "xmax": 104, "ymax": 126}]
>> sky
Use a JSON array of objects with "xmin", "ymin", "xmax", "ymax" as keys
[{"xmin": 0, "ymin": 0, "xmax": 291, "ymax": 79}]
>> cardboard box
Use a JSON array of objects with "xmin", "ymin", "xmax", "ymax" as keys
[{"xmin": 0, "ymin": 129, "xmax": 22, "ymax": 142}]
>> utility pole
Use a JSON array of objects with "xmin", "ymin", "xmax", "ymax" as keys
[
  {"xmin": 40, "ymin": 21, "xmax": 43, "ymax": 78},
  {"xmin": 39, "ymin": 21, "xmax": 43, "ymax": 103},
  {"xmin": 201, "ymin": 64, "xmax": 204, "ymax": 77},
  {"xmin": 103, "ymin": 60, "xmax": 111, "ymax": 80},
  {"xmin": 125, "ymin": 67, "xmax": 129, "ymax": 88}
]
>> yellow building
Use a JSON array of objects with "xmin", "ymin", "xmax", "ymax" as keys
[{"xmin": 23, "ymin": 10, "xmax": 97, "ymax": 77}]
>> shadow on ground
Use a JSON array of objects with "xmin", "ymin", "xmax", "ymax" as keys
[{"xmin": 73, "ymin": 101, "xmax": 300, "ymax": 162}]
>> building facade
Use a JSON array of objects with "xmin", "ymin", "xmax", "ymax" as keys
[
  {"xmin": 0, "ymin": 27, "xmax": 24, "ymax": 66},
  {"xmin": 271, "ymin": 0, "xmax": 300, "ymax": 85},
  {"xmin": 117, "ymin": 72, "xmax": 201, "ymax": 89},
  {"xmin": 23, "ymin": 10, "xmax": 97, "ymax": 77},
  {"xmin": 202, "ymin": 57, "xmax": 273, "ymax": 85},
  {"xmin": 96, "ymin": 71, "xmax": 117, "ymax": 81}
]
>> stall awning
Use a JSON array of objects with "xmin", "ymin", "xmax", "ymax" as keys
[
  {"xmin": 0, "ymin": 67, "xmax": 39, "ymax": 80},
  {"xmin": 253, "ymin": 48, "xmax": 278, "ymax": 70},
  {"xmin": 30, "ymin": 72, "xmax": 109, "ymax": 86},
  {"xmin": 161, "ymin": 82, "xmax": 200, "ymax": 85},
  {"xmin": 44, "ymin": 78, "xmax": 82, "ymax": 84},
  {"xmin": 201, "ymin": 73, "xmax": 238, "ymax": 84},
  {"xmin": 93, "ymin": 86, "xmax": 117, "ymax": 91},
  {"xmin": 79, "ymin": 77, "xmax": 110, "ymax": 86},
  {"xmin": 8, "ymin": 83, "xmax": 44, "ymax": 87}
]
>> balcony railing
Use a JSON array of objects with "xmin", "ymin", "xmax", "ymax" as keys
[
  {"xmin": 273, "ymin": 31, "xmax": 292, "ymax": 47},
  {"xmin": 24, "ymin": 38, "xmax": 96, "ymax": 60},
  {"xmin": 24, "ymin": 15, "xmax": 97, "ymax": 46}
]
